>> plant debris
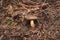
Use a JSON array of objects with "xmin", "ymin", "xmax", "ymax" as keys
[{"xmin": 0, "ymin": 0, "xmax": 60, "ymax": 40}]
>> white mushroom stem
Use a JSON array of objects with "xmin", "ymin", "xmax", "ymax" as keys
[{"xmin": 30, "ymin": 20, "xmax": 35, "ymax": 28}]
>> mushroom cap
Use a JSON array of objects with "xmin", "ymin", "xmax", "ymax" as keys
[{"xmin": 25, "ymin": 15, "xmax": 38, "ymax": 20}]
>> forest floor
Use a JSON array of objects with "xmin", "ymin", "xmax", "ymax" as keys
[{"xmin": 0, "ymin": 0, "xmax": 60, "ymax": 40}]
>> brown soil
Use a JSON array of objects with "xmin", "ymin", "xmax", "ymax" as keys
[{"xmin": 0, "ymin": 0, "xmax": 60, "ymax": 40}]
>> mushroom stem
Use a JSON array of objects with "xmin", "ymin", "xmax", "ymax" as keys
[{"xmin": 30, "ymin": 20, "xmax": 35, "ymax": 28}]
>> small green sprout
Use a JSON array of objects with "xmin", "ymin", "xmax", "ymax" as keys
[{"xmin": 6, "ymin": 19, "xmax": 12, "ymax": 25}]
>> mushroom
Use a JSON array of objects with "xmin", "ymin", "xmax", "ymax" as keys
[{"xmin": 25, "ymin": 15, "xmax": 38, "ymax": 28}]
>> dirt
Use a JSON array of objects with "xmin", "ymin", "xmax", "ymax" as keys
[{"xmin": 0, "ymin": 0, "xmax": 60, "ymax": 40}]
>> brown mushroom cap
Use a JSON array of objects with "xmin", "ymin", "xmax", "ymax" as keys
[{"xmin": 25, "ymin": 15, "xmax": 38, "ymax": 20}]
